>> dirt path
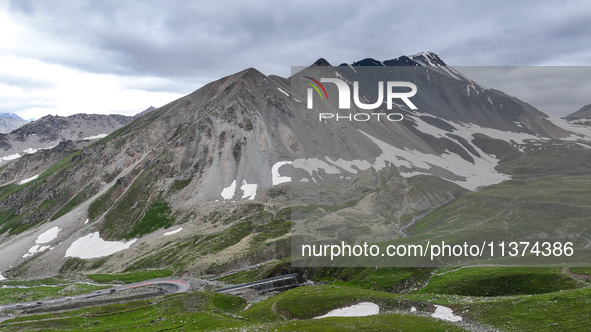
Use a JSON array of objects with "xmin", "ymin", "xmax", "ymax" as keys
[{"xmin": 562, "ymin": 267, "xmax": 591, "ymax": 286}]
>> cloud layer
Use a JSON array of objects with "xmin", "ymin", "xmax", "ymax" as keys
[{"xmin": 1, "ymin": 0, "xmax": 591, "ymax": 119}]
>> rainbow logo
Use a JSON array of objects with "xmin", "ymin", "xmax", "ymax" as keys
[{"xmin": 303, "ymin": 76, "xmax": 328, "ymax": 100}]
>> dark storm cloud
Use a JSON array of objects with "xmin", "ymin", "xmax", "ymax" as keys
[
  {"xmin": 9, "ymin": 0, "xmax": 591, "ymax": 77},
  {"xmin": 6, "ymin": 0, "xmax": 591, "ymax": 115},
  {"xmin": 441, "ymin": 4, "xmax": 591, "ymax": 66},
  {"xmin": 9, "ymin": 0, "xmax": 356, "ymax": 79}
]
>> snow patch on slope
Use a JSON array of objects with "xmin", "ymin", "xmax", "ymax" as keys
[
  {"xmin": 271, "ymin": 161, "xmax": 292, "ymax": 185},
  {"xmin": 22, "ymin": 245, "xmax": 52, "ymax": 258},
  {"xmin": 65, "ymin": 232, "xmax": 137, "ymax": 259},
  {"xmin": 455, "ymin": 122, "xmax": 541, "ymax": 144},
  {"xmin": 293, "ymin": 158, "xmax": 342, "ymax": 176},
  {"xmin": 325, "ymin": 157, "xmax": 372, "ymax": 174},
  {"xmin": 36, "ymin": 226, "xmax": 61, "ymax": 244},
  {"xmin": 22, "ymin": 226, "xmax": 61, "ymax": 258},
  {"xmin": 273, "ymin": 128, "xmax": 510, "ymax": 191},
  {"xmin": 240, "ymin": 180, "xmax": 257, "ymax": 200},
  {"xmin": 23, "ymin": 148, "xmax": 38, "ymax": 154},
  {"xmin": 164, "ymin": 228, "xmax": 183, "ymax": 236},
  {"xmin": 19, "ymin": 174, "xmax": 39, "ymax": 185},
  {"xmin": 82, "ymin": 134, "xmax": 108, "ymax": 140},
  {"xmin": 277, "ymin": 87, "xmax": 290, "ymax": 97},
  {"xmin": 432, "ymin": 305, "xmax": 462, "ymax": 322},
  {"xmin": 221, "ymin": 180, "xmax": 237, "ymax": 199},
  {"xmin": 285, "ymin": 157, "xmax": 373, "ymax": 184},
  {"xmin": 360, "ymin": 130, "xmax": 509, "ymax": 190},
  {"xmin": 544, "ymin": 113, "xmax": 591, "ymax": 140},
  {"xmin": 1, "ymin": 153, "xmax": 20, "ymax": 161},
  {"xmin": 314, "ymin": 302, "xmax": 379, "ymax": 319},
  {"xmin": 410, "ymin": 116, "xmax": 452, "ymax": 138},
  {"xmin": 410, "ymin": 114, "xmax": 540, "ymax": 144},
  {"xmin": 220, "ymin": 179, "xmax": 258, "ymax": 200}
]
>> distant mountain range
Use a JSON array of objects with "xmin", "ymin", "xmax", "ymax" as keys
[
  {"xmin": 0, "ymin": 106, "xmax": 160, "ymax": 163},
  {"xmin": 0, "ymin": 113, "xmax": 31, "ymax": 133},
  {"xmin": 566, "ymin": 103, "xmax": 591, "ymax": 120},
  {"xmin": 0, "ymin": 113, "xmax": 135, "ymax": 163}
]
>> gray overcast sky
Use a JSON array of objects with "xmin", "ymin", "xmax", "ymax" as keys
[{"xmin": 1, "ymin": 0, "xmax": 591, "ymax": 119}]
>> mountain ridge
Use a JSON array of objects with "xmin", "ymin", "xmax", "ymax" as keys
[
  {"xmin": 0, "ymin": 113, "xmax": 134, "ymax": 164},
  {"xmin": 566, "ymin": 103, "xmax": 591, "ymax": 120},
  {"xmin": 0, "ymin": 113, "xmax": 30, "ymax": 133},
  {"xmin": 0, "ymin": 52, "xmax": 590, "ymax": 279}
]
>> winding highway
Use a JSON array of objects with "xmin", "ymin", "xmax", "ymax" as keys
[{"xmin": 0, "ymin": 279, "xmax": 190, "ymax": 312}]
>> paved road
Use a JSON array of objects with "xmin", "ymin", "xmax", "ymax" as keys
[
  {"xmin": 214, "ymin": 274, "xmax": 298, "ymax": 293},
  {"xmin": 0, "ymin": 279, "xmax": 190, "ymax": 311}
]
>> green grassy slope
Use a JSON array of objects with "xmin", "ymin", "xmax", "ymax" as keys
[
  {"xmin": 419, "ymin": 267, "xmax": 580, "ymax": 296},
  {"xmin": 1, "ymin": 267, "xmax": 590, "ymax": 331}
]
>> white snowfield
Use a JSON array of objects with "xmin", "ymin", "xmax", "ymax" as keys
[
  {"xmin": 314, "ymin": 302, "xmax": 380, "ymax": 319},
  {"xmin": 220, "ymin": 179, "xmax": 258, "ymax": 200},
  {"xmin": 65, "ymin": 232, "xmax": 137, "ymax": 259},
  {"xmin": 22, "ymin": 226, "xmax": 61, "ymax": 258},
  {"xmin": 271, "ymin": 161, "xmax": 292, "ymax": 185},
  {"xmin": 23, "ymin": 147, "xmax": 38, "ymax": 154},
  {"xmin": 227, "ymin": 111, "xmax": 591, "ymax": 200},
  {"xmin": 163, "ymin": 227, "xmax": 183, "ymax": 236},
  {"xmin": 0, "ymin": 272, "xmax": 6, "ymax": 281},
  {"xmin": 240, "ymin": 180, "xmax": 257, "ymax": 200},
  {"xmin": 1, "ymin": 153, "xmax": 20, "ymax": 161},
  {"xmin": 269, "ymin": 128, "xmax": 510, "ymax": 191},
  {"xmin": 277, "ymin": 87, "xmax": 290, "ymax": 97},
  {"xmin": 360, "ymin": 130, "xmax": 510, "ymax": 191},
  {"xmin": 19, "ymin": 174, "xmax": 39, "ymax": 185},
  {"xmin": 36, "ymin": 226, "xmax": 61, "ymax": 244},
  {"xmin": 546, "ymin": 113, "xmax": 591, "ymax": 140},
  {"xmin": 81, "ymin": 133, "xmax": 108, "ymax": 140},
  {"xmin": 21, "ymin": 144, "xmax": 58, "ymax": 156},
  {"xmin": 220, "ymin": 179, "xmax": 237, "ymax": 200},
  {"xmin": 432, "ymin": 305, "xmax": 462, "ymax": 322},
  {"xmin": 266, "ymin": 109, "xmax": 591, "ymax": 193}
]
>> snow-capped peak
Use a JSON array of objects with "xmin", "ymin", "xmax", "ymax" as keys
[{"xmin": 408, "ymin": 51, "xmax": 447, "ymax": 67}]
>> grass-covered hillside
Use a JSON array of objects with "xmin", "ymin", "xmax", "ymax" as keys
[{"xmin": 1, "ymin": 266, "xmax": 590, "ymax": 331}]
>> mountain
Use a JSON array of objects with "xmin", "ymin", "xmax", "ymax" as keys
[
  {"xmin": 566, "ymin": 103, "xmax": 591, "ymax": 120},
  {"xmin": 0, "ymin": 52, "xmax": 590, "ymax": 279},
  {"xmin": 134, "ymin": 106, "xmax": 157, "ymax": 118},
  {"xmin": 0, "ymin": 113, "xmax": 134, "ymax": 163},
  {"xmin": 0, "ymin": 113, "xmax": 30, "ymax": 133}
]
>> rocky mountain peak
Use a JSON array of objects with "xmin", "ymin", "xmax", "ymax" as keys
[
  {"xmin": 383, "ymin": 55, "xmax": 421, "ymax": 67},
  {"xmin": 0, "ymin": 113, "xmax": 30, "ymax": 133},
  {"xmin": 328, "ymin": 51, "xmax": 446, "ymax": 69},
  {"xmin": 134, "ymin": 106, "xmax": 157, "ymax": 118},
  {"xmin": 351, "ymin": 58, "xmax": 385, "ymax": 67},
  {"xmin": 312, "ymin": 58, "xmax": 332, "ymax": 66},
  {"xmin": 409, "ymin": 51, "xmax": 447, "ymax": 66}
]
